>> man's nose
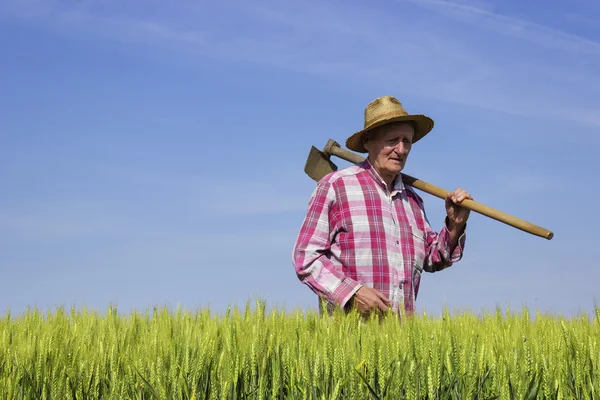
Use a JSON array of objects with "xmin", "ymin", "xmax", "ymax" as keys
[{"xmin": 393, "ymin": 143, "xmax": 409, "ymax": 154}]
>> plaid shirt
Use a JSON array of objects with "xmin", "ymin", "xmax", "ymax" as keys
[{"xmin": 292, "ymin": 159, "xmax": 466, "ymax": 315}]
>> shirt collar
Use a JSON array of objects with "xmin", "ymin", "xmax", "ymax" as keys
[{"xmin": 360, "ymin": 158, "xmax": 405, "ymax": 194}]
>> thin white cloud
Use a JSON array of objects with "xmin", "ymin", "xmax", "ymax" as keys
[
  {"xmin": 403, "ymin": 0, "xmax": 600, "ymax": 55},
  {"xmin": 2, "ymin": 0, "xmax": 599, "ymax": 131},
  {"xmin": 0, "ymin": 201, "xmax": 305, "ymax": 242},
  {"xmin": 0, "ymin": 205, "xmax": 128, "ymax": 240},
  {"xmin": 206, "ymin": 182, "xmax": 310, "ymax": 215},
  {"xmin": 0, "ymin": 169, "xmax": 310, "ymax": 241},
  {"xmin": 120, "ymin": 169, "xmax": 311, "ymax": 216}
]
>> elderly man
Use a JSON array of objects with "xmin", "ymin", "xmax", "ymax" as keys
[{"xmin": 292, "ymin": 95, "xmax": 472, "ymax": 318}]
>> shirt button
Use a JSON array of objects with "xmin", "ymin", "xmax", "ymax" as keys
[{"xmin": 396, "ymin": 241, "xmax": 399, "ymax": 244}]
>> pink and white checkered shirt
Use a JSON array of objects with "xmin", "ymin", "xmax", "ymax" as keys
[{"xmin": 292, "ymin": 159, "xmax": 466, "ymax": 316}]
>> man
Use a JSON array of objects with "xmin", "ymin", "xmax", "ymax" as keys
[{"xmin": 292, "ymin": 95, "xmax": 472, "ymax": 318}]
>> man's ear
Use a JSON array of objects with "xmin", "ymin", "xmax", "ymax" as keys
[
  {"xmin": 362, "ymin": 128, "xmax": 377, "ymax": 152},
  {"xmin": 362, "ymin": 136, "xmax": 371, "ymax": 153}
]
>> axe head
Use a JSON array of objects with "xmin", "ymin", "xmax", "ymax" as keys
[{"xmin": 304, "ymin": 145, "xmax": 338, "ymax": 182}]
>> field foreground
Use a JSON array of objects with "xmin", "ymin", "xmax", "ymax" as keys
[{"xmin": 1, "ymin": 302, "xmax": 599, "ymax": 399}]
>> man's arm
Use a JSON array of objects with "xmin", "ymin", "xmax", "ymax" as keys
[
  {"xmin": 422, "ymin": 215, "xmax": 467, "ymax": 272},
  {"xmin": 409, "ymin": 188, "xmax": 468, "ymax": 273},
  {"xmin": 292, "ymin": 179, "xmax": 362, "ymax": 308},
  {"xmin": 447, "ymin": 218, "xmax": 467, "ymax": 255}
]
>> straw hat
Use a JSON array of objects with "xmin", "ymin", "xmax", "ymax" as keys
[{"xmin": 346, "ymin": 96, "xmax": 434, "ymax": 153}]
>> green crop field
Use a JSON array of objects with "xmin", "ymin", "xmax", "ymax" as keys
[{"xmin": 0, "ymin": 301, "xmax": 598, "ymax": 399}]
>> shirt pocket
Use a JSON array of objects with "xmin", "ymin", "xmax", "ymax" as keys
[{"xmin": 410, "ymin": 226, "xmax": 427, "ymax": 273}]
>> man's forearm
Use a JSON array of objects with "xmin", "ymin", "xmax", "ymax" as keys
[{"xmin": 447, "ymin": 221, "xmax": 466, "ymax": 253}]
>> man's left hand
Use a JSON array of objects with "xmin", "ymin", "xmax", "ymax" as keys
[{"xmin": 445, "ymin": 188, "xmax": 472, "ymax": 230}]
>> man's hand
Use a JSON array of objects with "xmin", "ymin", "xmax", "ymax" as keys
[
  {"xmin": 445, "ymin": 188, "xmax": 472, "ymax": 230},
  {"xmin": 349, "ymin": 286, "xmax": 391, "ymax": 315}
]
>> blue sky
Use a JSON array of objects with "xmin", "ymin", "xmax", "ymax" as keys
[{"xmin": 1, "ymin": 0, "xmax": 599, "ymax": 318}]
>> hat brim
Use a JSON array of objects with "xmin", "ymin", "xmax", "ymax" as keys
[{"xmin": 345, "ymin": 114, "xmax": 434, "ymax": 153}]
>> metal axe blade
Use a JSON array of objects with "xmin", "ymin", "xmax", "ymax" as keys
[{"xmin": 304, "ymin": 145, "xmax": 339, "ymax": 182}]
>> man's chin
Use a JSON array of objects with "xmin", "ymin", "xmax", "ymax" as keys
[
  {"xmin": 387, "ymin": 168, "xmax": 403, "ymax": 177},
  {"xmin": 390, "ymin": 163, "xmax": 404, "ymax": 173}
]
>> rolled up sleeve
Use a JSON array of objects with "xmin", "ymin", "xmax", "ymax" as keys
[{"xmin": 423, "ymin": 215, "xmax": 467, "ymax": 272}]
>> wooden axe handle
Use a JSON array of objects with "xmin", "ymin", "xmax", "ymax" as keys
[{"xmin": 326, "ymin": 140, "xmax": 554, "ymax": 240}]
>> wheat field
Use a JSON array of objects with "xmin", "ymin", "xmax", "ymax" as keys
[{"xmin": 0, "ymin": 301, "xmax": 598, "ymax": 399}]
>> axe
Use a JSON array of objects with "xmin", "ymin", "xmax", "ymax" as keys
[{"xmin": 304, "ymin": 139, "xmax": 554, "ymax": 240}]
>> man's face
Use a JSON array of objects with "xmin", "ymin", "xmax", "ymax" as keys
[{"xmin": 364, "ymin": 122, "xmax": 414, "ymax": 177}]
